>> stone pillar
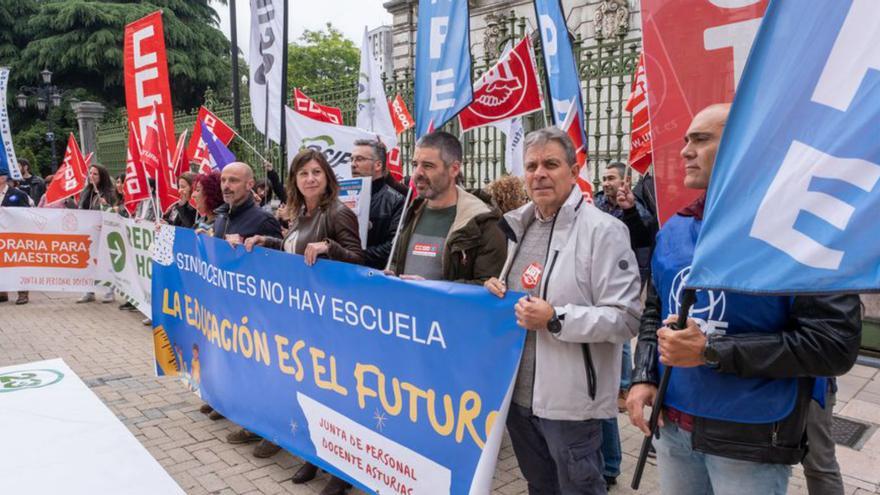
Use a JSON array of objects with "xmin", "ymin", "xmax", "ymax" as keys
[{"xmin": 71, "ymin": 101, "xmax": 106, "ymax": 158}]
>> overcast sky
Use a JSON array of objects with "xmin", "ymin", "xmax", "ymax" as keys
[{"xmin": 212, "ymin": 0, "xmax": 393, "ymax": 59}]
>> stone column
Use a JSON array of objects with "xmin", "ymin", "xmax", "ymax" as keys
[{"xmin": 71, "ymin": 101, "xmax": 107, "ymax": 158}]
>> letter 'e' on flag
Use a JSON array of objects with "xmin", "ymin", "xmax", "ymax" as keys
[{"xmin": 687, "ymin": 0, "xmax": 880, "ymax": 294}]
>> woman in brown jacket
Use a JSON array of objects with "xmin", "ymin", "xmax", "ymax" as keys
[
  {"xmin": 245, "ymin": 149, "xmax": 363, "ymax": 265},
  {"xmin": 244, "ymin": 149, "xmax": 362, "ymax": 494}
]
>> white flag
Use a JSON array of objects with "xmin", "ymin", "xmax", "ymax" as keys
[
  {"xmin": 491, "ymin": 117, "xmax": 525, "ymax": 177},
  {"xmin": 356, "ymin": 28, "xmax": 397, "ymax": 148},
  {"xmin": 249, "ymin": 0, "xmax": 285, "ymax": 144},
  {"xmin": 286, "ymin": 107, "xmax": 396, "ymax": 180},
  {"xmin": 0, "ymin": 68, "xmax": 22, "ymax": 180}
]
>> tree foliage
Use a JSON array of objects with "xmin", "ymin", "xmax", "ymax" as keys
[
  {"xmin": 287, "ymin": 23, "xmax": 360, "ymax": 93},
  {"xmin": 1, "ymin": 0, "xmax": 233, "ymax": 174}
]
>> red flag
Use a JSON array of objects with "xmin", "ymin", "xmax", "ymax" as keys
[
  {"xmin": 141, "ymin": 103, "xmax": 179, "ymax": 214},
  {"xmin": 625, "ymin": 54, "xmax": 652, "ymax": 175},
  {"xmin": 186, "ymin": 106, "xmax": 235, "ymax": 171},
  {"xmin": 124, "ymin": 11, "xmax": 175, "ymax": 154},
  {"xmin": 458, "ymin": 37, "xmax": 543, "ymax": 132},
  {"xmin": 292, "ymin": 88, "xmax": 344, "ymax": 125},
  {"xmin": 387, "ymin": 146, "xmax": 404, "ymax": 182},
  {"xmin": 561, "ymin": 101, "xmax": 592, "ymax": 201},
  {"xmin": 44, "ymin": 134, "xmax": 88, "ymax": 205},
  {"xmin": 123, "ymin": 123, "xmax": 150, "ymax": 215},
  {"xmin": 388, "ymin": 95, "xmax": 415, "ymax": 135},
  {"xmin": 641, "ymin": 0, "xmax": 768, "ymax": 223}
]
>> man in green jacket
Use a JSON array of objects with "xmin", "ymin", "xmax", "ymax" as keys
[{"xmin": 388, "ymin": 131, "xmax": 506, "ymax": 284}]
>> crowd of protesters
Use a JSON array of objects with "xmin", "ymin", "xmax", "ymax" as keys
[{"xmin": 0, "ymin": 115, "xmax": 862, "ymax": 495}]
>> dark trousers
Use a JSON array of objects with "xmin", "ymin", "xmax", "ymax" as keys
[
  {"xmin": 803, "ymin": 385, "xmax": 844, "ymax": 495},
  {"xmin": 506, "ymin": 404, "xmax": 606, "ymax": 495}
]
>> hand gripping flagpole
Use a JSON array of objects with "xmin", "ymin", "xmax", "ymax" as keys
[{"xmin": 631, "ymin": 288, "xmax": 696, "ymax": 490}]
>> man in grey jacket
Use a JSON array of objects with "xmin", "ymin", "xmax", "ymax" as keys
[{"xmin": 485, "ymin": 127, "xmax": 642, "ymax": 494}]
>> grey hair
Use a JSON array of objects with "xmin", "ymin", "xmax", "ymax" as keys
[
  {"xmin": 353, "ymin": 139, "xmax": 387, "ymax": 171},
  {"xmin": 523, "ymin": 127, "xmax": 577, "ymax": 166},
  {"xmin": 416, "ymin": 131, "xmax": 462, "ymax": 168}
]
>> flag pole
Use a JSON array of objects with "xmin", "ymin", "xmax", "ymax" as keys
[
  {"xmin": 279, "ymin": 0, "xmax": 290, "ymax": 180},
  {"xmin": 229, "ymin": 0, "xmax": 242, "ymax": 130},
  {"xmin": 631, "ymin": 289, "xmax": 696, "ymax": 490},
  {"xmin": 228, "ymin": 128, "xmax": 272, "ymax": 168},
  {"xmin": 384, "ymin": 185, "xmax": 413, "ymax": 272}
]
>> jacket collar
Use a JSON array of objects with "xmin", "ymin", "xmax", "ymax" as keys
[
  {"xmin": 215, "ymin": 195, "xmax": 255, "ymax": 218},
  {"xmin": 503, "ymin": 185, "xmax": 585, "ymax": 242}
]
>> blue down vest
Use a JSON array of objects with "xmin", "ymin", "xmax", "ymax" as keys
[{"xmin": 653, "ymin": 214, "xmax": 800, "ymax": 423}]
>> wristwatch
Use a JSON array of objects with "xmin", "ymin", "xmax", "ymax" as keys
[
  {"xmin": 547, "ymin": 310, "xmax": 564, "ymax": 334},
  {"xmin": 703, "ymin": 335, "xmax": 721, "ymax": 369}
]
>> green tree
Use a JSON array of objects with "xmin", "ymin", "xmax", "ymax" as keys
[
  {"xmin": 287, "ymin": 23, "xmax": 360, "ymax": 94},
  {"xmin": 4, "ymin": 0, "xmax": 234, "ymax": 173}
]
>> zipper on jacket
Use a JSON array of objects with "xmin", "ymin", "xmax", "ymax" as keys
[{"xmin": 771, "ymin": 421, "xmax": 779, "ymax": 446}]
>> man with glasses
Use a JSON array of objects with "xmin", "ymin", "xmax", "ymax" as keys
[{"xmin": 351, "ymin": 139, "xmax": 405, "ymax": 269}]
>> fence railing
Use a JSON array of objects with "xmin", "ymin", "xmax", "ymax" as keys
[{"xmin": 96, "ymin": 12, "xmax": 642, "ymax": 190}]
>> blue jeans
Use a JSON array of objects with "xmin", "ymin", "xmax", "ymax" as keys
[
  {"xmin": 654, "ymin": 421, "xmax": 791, "ymax": 494},
  {"xmin": 620, "ymin": 341, "xmax": 632, "ymax": 390},
  {"xmin": 600, "ymin": 418, "xmax": 621, "ymax": 478}
]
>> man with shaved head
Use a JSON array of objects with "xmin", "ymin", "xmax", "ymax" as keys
[
  {"xmin": 210, "ymin": 162, "xmax": 282, "ymax": 456},
  {"xmin": 626, "ymin": 104, "xmax": 861, "ymax": 494},
  {"xmin": 213, "ymin": 162, "xmax": 282, "ymax": 241}
]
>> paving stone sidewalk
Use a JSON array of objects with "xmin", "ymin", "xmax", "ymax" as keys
[{"xmin": 1, "ymin": 292, "xmax": 879, "ymax": 494}]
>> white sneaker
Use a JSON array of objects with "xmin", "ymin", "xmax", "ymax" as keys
[
  {"xmin": 101, "ymin": 291, "xmax": 115, "ymax": 303},
  {"xmin": 77, "ymin": 293, "xmax": 95, "ymax": 303}
]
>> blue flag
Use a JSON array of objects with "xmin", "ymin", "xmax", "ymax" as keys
[
  {"xmin": 687, "ymin": 0, "xmax": 880, "ymax": 294},
  {"xmin": 413, "ymin": 0, "xmax": 473, "ymax": 137},
  {"xmin": 201, "ymin": 121, "xmax": 236, "ymax": 170},
  {"xmin": 534, "ymin": 0, "xmax": 586, "ymax": 144}
]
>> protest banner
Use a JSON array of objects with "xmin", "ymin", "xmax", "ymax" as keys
[
  {"xmin": 249, "ymin": 0, "xmax": 286, "ymax": 143},
  {"xmin": 0, "ymin": 208, "xmax": 102, "ymax": 292},
  {"xmin": 640, "ymin": 0, "xmax": 768, "ymax": 223},
  {"xmin": 95, "ymin": 213, "xmax": 156, "ymax": 318},
  {"xmin": 357, "ymin": 28, "xmax": 397, "ymax": 145},
  {"xmin": 293, "ymin": 88, "xmax": 345, "ymax": 125},
  {"xmin": 44, "ymin": 134, "xmax": 89, "ymax": 205},
  {"xmin": 0, "ymin": 358, "xmax": 184, "ymax": 494},
  {"xmin": 151, "ymin": 227, "xmax": 524, "ymax": 495}
]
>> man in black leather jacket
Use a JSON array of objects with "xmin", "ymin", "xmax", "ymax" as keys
[
  {"xmin": 626, "ymin": 104, "xmax": 862, "ymax": 494},
  {"xmin": 351, "ymin": 139, "xmax": 405, "ymax": 269}
]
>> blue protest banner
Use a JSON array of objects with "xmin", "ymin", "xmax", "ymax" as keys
[
  {"xmin": 151, "ymin": 227, "xmax": 524, "ymax": 494},
  {"xmin": 533, "ymin": 0, "xmax": 586, "ymax": 142},
  {"xmin": 413, "ymin": 0, "xmax": 473, "ymax": 138},
  {"xmin": 687, "ymin": 0, "xmax": 880, "ymax": 294}
]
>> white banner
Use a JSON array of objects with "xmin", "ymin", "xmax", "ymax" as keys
[
  {"xmin": 0, "ymin": 67, "xmax": 22, "ymax": 180},
  {"xmin": 491, "ymin": 117, "xmax": 525, "ymax": 177},
  {"xmin": 0, "ymin": 358, "xmax": 184, "ymax": 494},
  {"xmin": 285, "ymin": 107, "xmax": 396, "ymax": 180},
  {"xmin": 356, "ymin": 28, "xmax": 398, "ymax": 149},
  {"xmin": 95, "ymin": 213, "xmax": 155, "ymax": 318},
  {"xmin": 249, "ymin": 0, "xmax": 286, "ymax": 144},
  {"xmin": 0, "ymin": 208, "xmax": 103, "ymax": 292}
]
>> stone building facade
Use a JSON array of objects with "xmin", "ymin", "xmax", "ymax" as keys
[{"xmin": 382, "ymin": 0, "xmax": 641, "ymax": 73}]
